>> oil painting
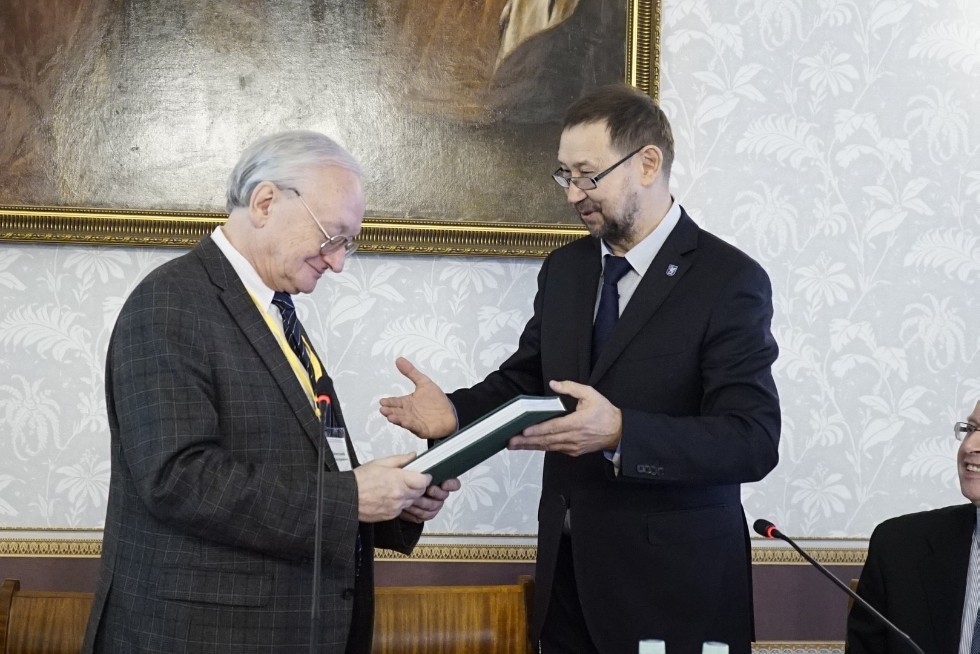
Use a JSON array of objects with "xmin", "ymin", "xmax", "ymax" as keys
[{"xmin": 0, "ymin": 0, "xmax": 658, "ymax": 252}]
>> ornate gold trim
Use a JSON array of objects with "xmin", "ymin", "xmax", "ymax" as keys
[
  {"xmin": 752, "ymin": 547, "xmax": 866, "ymax": 566},
  {"xmin": 0, "ymin": 205, "xmax": 588, "ymax": 258},
  {"xmin": 377, "ymin": 544, "xmax": 538, "ymax": 563},
  {"xmin": 0, "ymin": 5, "xmax": 658, "ymax": 256},
  {"xmin": 752, "ymin": 642, "xmax": 843, "ymax": 654},
  {"xmin": 0, "ymin": 205, "xmax": 223, "ymax": 249},
  {"xmin": 381, "ymin": 546, "xmax": 867, "ymax": 565},
  {"xmin": 0, "ymin": 539, "xmax": 102, "ymax": 558},
  {"xmin": 0, "ymin": 537, "xmax": 867, "ymax": 565},
  {"xmin": 627, "ymin": 0, "xmax": 661, "ymax": 100}
]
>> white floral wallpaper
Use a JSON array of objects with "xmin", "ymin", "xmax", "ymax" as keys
[
  {"xmin": 0, "ymin": 0, "xmax": 977, "ymax": 538},
  {"xmin": 660, "ymin": 0, "xmax": 979, "ymax": 536}
]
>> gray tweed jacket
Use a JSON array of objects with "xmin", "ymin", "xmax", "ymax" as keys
[{"xmin": 83, "ymin": 236, "xmax": 420, "ymax": 653}]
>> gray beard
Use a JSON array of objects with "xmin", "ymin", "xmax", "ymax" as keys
[{"xmin": 596, "ymin": 190, "xmax": 640, "ymax": 249}]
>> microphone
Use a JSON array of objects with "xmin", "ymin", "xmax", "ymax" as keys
[
  {"xmin": 753, "ymin": 519, "xmax": 925, "ymax": 654},
  {"xmin": 310, "ymin": 377, "xmax": 333, "ymax": 653},
  {"xmin": 315, "ymin": 378, "xmax": 333, "ymax": 427}
]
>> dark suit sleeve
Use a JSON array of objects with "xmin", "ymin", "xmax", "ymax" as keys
[
  {"xmin": 618, "ymin": 260, "xmax": 780, "ymax": 484},
  {"xmin": 374, "ymin": 519, "xmax": 423, "ymax": 555},
  {"xmin": 451, "ymin": 239, "xmax": 779, "ymax": 487},
  {"xmin": 109, "ymin": 275, "xmax": 359, "ymax": 561},
  {"xmin": 846, "ymin": 524, "xmax": 890, "ymax": 654}
]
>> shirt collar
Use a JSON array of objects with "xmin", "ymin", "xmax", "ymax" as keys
[
  {"xmin": 211, "ymin": 226, "xmax": 276, "ymax": 312},
  {"xmin": 600, "ymin": 198, "xmax": 682, "ymax": 276}
]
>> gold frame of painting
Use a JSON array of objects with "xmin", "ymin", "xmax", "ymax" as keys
[{"xmin": 0, "ymin": 0, "xmax": 660, "ymax": 259}]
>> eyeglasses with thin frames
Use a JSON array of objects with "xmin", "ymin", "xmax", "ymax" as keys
[
  {"xmin": 954, "ymin": 422, "xmax": 979, "ymax": 441},
  {"xmin": 282, "ymin": 186, "xmax": 358, "ymax": 256},
  {"xmin": 552, "ymin": 145, "xmax": 646, "ymax": 191}
]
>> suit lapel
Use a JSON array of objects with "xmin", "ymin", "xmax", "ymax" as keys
[
  {"xmin": 195, "ymin": 237, "xmax": 326, "ymax": 456},
  {"xmin": 921, "ymin": 504, "xmax": 975, "ymax": 652},
  {"xmin": 589, "ymin": 212, "xmax": 699, "ymax": 383}
]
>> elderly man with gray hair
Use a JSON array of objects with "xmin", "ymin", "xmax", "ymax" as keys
[{"xmin": 83, "ymin": 130, "xmax": 459, "ymax": 653}]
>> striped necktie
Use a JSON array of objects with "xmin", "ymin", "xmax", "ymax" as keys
[{"xmin": 271, "ymin": 292, "xmax": 316, "ymax": 387}]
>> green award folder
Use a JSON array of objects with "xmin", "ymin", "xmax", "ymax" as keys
[{"xmin": 402, "ymin": 395, "xmax": 567, "ymax": 484}]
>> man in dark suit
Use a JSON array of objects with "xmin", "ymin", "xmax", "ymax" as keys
[
  {"xmin": 380, "ymin": 84, "xmax": 781, "ymax": 653},
  {"xmin": 847, "ymin": 400, "xmax": 980, "ymax": 654},
  {"xmin": 84, "ymin": 130, "xmax": 458, "ymax": 653}
]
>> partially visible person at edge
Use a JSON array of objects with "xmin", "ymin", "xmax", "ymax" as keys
[
  {"xmin": 847, "ymin": 400, "xmax": 980, "ymax": 654},
  {"xmin": 380, "ymin": 84, "xmax": 781, "ymax": 654},
  {"xmin": 83, "ymin": 130, "xmax": 460, "ymax": 653}
]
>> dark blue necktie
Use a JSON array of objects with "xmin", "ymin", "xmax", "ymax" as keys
[
  {"xmin": 271, "ymin": 292, "xmax": 316, "ymax": 387},
  {"xmin": 591, "ymin": 255, "xmax": 633, "ymax": 366}
]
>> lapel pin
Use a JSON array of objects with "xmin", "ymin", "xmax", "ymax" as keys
[{"xmin": 666, "ymin": 264, "xmax": 678, "ymax": 277}]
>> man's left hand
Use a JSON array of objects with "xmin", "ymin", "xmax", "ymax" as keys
[
  {"xmin": 507, "ymin": 380, "xmax": 622, "ymax": 456},
  {"xmin": 399, "ymin": 478, "xmax": 461, "ymax": 524}
]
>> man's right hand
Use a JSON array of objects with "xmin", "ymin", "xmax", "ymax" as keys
[
  {"xmin": 352, "ymin": 453, "xmax": 430, "ymax": 522},
  {"xmin": 379, "ymin": 357, "xmax": 457, "ymax": 439}
]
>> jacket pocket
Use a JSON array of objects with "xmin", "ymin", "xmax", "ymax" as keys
[{"xmin": 155, "ymin": 566, "xmax": 273, "ymax": 607}]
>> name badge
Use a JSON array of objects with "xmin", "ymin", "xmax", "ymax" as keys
[{"xmin": 325, "ymin": 427, "xmax": 352, "ymax": 472}]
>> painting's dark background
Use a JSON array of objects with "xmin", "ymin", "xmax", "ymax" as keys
[{"xmin": 0, "ymin": 0, "xmax": 626, "ymax": 224}]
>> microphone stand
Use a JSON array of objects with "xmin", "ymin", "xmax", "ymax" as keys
[
  {"xmin": 310, "ymin": 391, "xmax": 331, "ymax": 654},
  {"xmin": 753, "ymin": 519, "xmax": 925, "ymax": 654}
]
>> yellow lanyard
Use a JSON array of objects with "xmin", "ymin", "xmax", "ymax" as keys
[{"xmin": 247, "ymin": 291, "xmax": 324, "ymax": 412}]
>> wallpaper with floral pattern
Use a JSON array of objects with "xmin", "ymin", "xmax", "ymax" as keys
[{"xmin": 0, "ymin": 0, "xmax": 977, "ymax": 537}]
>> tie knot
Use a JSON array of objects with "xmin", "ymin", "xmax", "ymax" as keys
[
  {"xmin": 602, "ymin": 255, "xmax": 632, "ymax": 286},
  {"xmin": 272, "ymin": 291, "xmax": 295, "ymax": 311}
]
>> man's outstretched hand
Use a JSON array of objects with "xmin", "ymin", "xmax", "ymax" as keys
[{"xmin": 379, "ymin": 357, "xmax": 458, "ymax": 439}]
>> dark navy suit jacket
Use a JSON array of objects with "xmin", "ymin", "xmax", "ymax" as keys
[
  {"xmin": 450, "ymin": 210, "xmax": 781, "ymax": 654},
  {"xmin": 848, "ymin": 503, "xmax": 976, "ymax": 654}
]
